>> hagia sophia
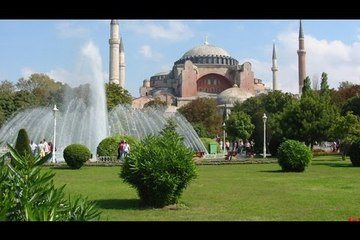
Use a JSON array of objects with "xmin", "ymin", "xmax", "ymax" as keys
[{"xmin": 108, "ymin": 20, "xmax": 306, "ymax": 110}]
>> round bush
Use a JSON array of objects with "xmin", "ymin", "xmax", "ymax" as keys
[
  {"xmin": 348, "ymin": 139, "xmax": 360, "ymax": 167},
  {"xmin": 277, "ymin": 140, "xmax": 312, "ymax": 172},
  {"xmin": 121, "ymin": 122, "xmax": 197, "ymax": 207},
  {"xmin": 63, "ymin": 144, "xmax": 91, "ymax": 169},
  {"xmin": 268, "ymin": 135, "xmax": 283, "ymax": 157},
  {"xmin": 96, "ymin": 135, "xmax": 137, "ymax": 157}
]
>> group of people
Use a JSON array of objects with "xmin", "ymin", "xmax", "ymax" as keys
[
  {"xmin": 217, "ymin": 137, "xmax": 255, "ymax": 158},
  {"xmin": 117, "ymin": 140, "xmax": 130, "ymax": 160},
  {"xmin": 30, "ymin": 139, "xmax": 54, "ymax": 158}
]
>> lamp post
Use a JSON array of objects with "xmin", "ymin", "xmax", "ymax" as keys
[
  {"xmin": 262, "ymin": 113, "xmax": 267, "ymax": 158},
  {"xmin": 222, "ymin": 122, "xmax": 226, "ymax": 152},
  {"xmin": 52, "ymin": 105, "xmax": 58, "ymax": 163}
]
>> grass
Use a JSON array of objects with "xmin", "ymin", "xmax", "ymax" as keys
[{"xmin": 51, "ymin": 155, "xmax": 360, "ymax": 221}]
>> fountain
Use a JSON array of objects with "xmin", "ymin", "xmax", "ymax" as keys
[
  {"xmin": 108, "ymin": 105, "xmax": 208, "ymax": 154},
  {"xmin": 0, "ymin": 42, "xmax": 208, "ymax": 160}
]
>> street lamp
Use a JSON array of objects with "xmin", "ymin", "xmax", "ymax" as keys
[
  {"xmin": 222, "ymin": 122, "xmax": 226, "ymax": 152},
  {"xmin": 52, "ymin": 105, "xmax": 58, "ymax": 163},
  {"xmin": 262, "ymin": 113, "xmax": 267, "ymax": 158}
]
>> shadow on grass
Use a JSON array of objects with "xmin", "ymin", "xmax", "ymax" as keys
[
  {"xmin": 94, "ymin": 199, "xmax": 142, "ymax": 210},
  {"xmin": 48, "ymin": 165, "xmax": 71, "ymax": 170},
  {"xmin": 259, "ymin": 169, "xmax": 284, "ymax": 173},
  {"xmin": 311, "ymin": 162, "xmax": 353, "ymax": 168}
]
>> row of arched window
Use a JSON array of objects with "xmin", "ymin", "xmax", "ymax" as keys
[{"xmin": 175, "ymin": 56, "xmax": 238, "ymax": 66}]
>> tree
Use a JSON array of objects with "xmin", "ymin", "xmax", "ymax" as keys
[
  {"xmin": 0, "ymin": 80, "xmax": 15, "ymax": 94},
  {"xmin": 13, "ymin": 90, "xmax": 38, "ymax": 110},
  {"xmin": 225, "ymin": 111, "xmax": 254, "ymax": 142},
  {"xmin": 342, "ymin": 95, "xmax": 360, "ymax": 117},
  {"xmin": 143, "ymin": 97, "xmax": 167, "ymax": 108},
  {"xmin": 320, "ymin": 72, "xmax": 330, "ymax": 93},
  {"xmin": 302, "ymin": 76, "xmax": 312, "ymax": 96},
  {"xmin": 329, "ymin": 112, "xmax": 360, "ymax": 160},
  {"xmin": 0, "ymin": 94, "xmax": 16, "ymax": 120},
  {"xmin": 178, "ymin": 98, "xmax": 222, "ymax": 138},
  {"xmin": 0, "ymin": 107, "xmax": 5, "ymax": 127},
  {"xmin": 15, "ymin": 73, "xmax": 61, "ymax": 107},
  {"xmin": 331, "ymin": 84, "xmax": 360, "ymax": 109},
  {"xmin": 339, "ymin": 81, "xmax": 354, "ymax": 90},
  {"xmin": 105, "ymin": 83, "xmax": 132, "ymax": 111},
  {"xmin": 279, "ymin": 93, "xmax": 339, "ymax": 147}
]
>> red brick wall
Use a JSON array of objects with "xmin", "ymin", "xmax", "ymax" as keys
[
  {"xmin": 181, "ymin": 61, "xmax": 198, "ymax": 97},
  {"xmin": 197, "ymin": 73, "xmax": 232, "ymax": 94}
]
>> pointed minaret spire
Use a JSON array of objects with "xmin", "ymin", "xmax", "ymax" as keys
[
  {"xmin": 299, "ymin": 20, "xmax": 304, "ymax": 38},
  {"xmin": 297, "ymin": 20, "xmax": 307, "ymax": 95},
  {"xmin": 109, "ymin": 19, "xmax": 120, "ymax": 85},
  {"xmin": 272, "ymin": 42, "xmax": 277, "ymax": 60},
  {"xmin": 120, "ymin": 36, "xmax": 124, "ymax": 52},
  {"xmin": 204, "ymin": 36, "xmax": 209, "ymax": 45},
  {"xmin": 271, "ymin": 42, "xmax": 279, "ymax": 91},
  {"xmin": 119, "ymin": 36, "xmax": 125, "ymax": 88}
]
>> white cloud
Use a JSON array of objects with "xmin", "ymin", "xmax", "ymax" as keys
[
  {"xmin": 126, "ymin": 20, "xmax": 194, "ymax": 41},
  {"xmin": 139, "ymin": 45, "xmax": 152, "ymax": 58},
  {"xmin": 56, "ymin": 22, "xmax": 90, "ymax": 39},
  {"xmin": 138, "ymin": 45, "xmax": 163, "ymax": 61},
  {"xmin": 254, "ymin": 31, "xmax": 360, "ymax": 94}
]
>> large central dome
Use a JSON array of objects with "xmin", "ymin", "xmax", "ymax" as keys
[{"xmin": 182, "ymin": 43, "xmax": 231, "ymax": 58}]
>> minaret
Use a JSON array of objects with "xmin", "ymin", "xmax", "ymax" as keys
[
  {"xmin": 297, "ymin": 20, "xmax": 306, "ymax": 95},
  {"xmin": 109, "ymin": 19, "xmax": 120, "ymax": 85},
  {"xmin": 271, "ymin": 42, "xmax": 279, "ymax": 91},
  {"xmin": 119, "ymin": 37, "xmax": 125, "ymax": 88}
]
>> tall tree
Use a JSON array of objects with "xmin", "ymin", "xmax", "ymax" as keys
[
  {"xmin": 105, "ymin": 83, "xmax": 132, "ymax": 111},
  {"xmin": 320, "ymin": 72, "xmax": 330, "ymax": 92},
  {"xmin": 178, "ymin": 98, "xmax": 222, "ymax": 138},
  {"xmin": 302, "ymin": 76, "xmax": 312, "ymax": 96}
]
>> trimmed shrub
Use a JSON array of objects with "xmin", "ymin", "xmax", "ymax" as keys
[
  {"xmin": 96, "ymin": 135, "xmax": 137, "ymax": 157},
  {"xmin": 14, "ymin": 128, "xmax": 31, "ymax": 157},
  {"xmin": 120, "ymin": 118, "xmax": 197, "ymax": 207},
  {"xmin": 63, "ymin": 144, "xmax": 91, "ymax": 169},
  {"xmin": 200, "ymin": 137, "xmax": 220, "ymax": 153},
  {"xmin": 277, "ymin": 140, "xmax": 312, "ymax": 172},
  {"xmin": 268, "ymin": 135, "xmax": 283, "ymax": 157},
  {"xmin": 348, "ymin": 139, "xmax": 360, "ymax": 167}
]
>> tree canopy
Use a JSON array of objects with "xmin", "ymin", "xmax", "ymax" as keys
[{"xmin": 178, "ymin": 98, "xmax": 222, "ymax": 138}]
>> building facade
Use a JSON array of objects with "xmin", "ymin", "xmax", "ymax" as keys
[{"xmin": 138, "ymin": 40, "xmax": 266, "ymax": 108}]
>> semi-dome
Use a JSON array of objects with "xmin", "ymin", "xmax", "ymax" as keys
[
  {"xmin": 182, "ymin": 43, "xmax": 231, "ymax": 58},
  {"xmin": 217, "ymin": 86, "xmax": 254, "ymax": 105}
]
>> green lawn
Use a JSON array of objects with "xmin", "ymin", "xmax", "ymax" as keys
[{"xmin": 51, "ymin": 155, "xmax": 360, "ymax": 221}]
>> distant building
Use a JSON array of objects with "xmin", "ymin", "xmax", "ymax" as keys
[{"xmin": 138, "ymin": 38, "xmax": 266, "ymax": 108}]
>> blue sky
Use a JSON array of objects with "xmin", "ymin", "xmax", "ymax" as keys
[{"xmin": 1, "ymin": 19, "xmax": 360, "ymax": 97}]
